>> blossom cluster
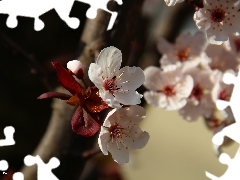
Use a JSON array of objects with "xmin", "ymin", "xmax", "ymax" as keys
[
  {"xmin": 165, "ymin": 0, "xmax": 240, "ymax": 45},
  {"xmin": 38, "ymin": 47, "xmax": 149, "ymax": 164},
  {"xmin": 144, "ymin": 0, "xmax": 240, "ymax": 158},
  {"xmin": 144, "ymin": 31, "xmax": 240, "ymax": 134}
]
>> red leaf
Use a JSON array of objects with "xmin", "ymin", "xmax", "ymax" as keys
[
  {"xmin": 37, "ymin": 92, "xmax": 71, "ymax": 100},
  {"xmin": 85, "ymin": 88, "xmax": 109, "ymax": 113},
  {"xmin": 51, "ymin": 62, "xmax": 83, "ymax": 95},
  {"xmin": 71, "ymin": 106, "xmax": 100, "ymax": 137}
]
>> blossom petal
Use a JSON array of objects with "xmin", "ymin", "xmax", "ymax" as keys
[
  {"xmin": 103, "ymin": 109, "xmax": 117, "ymax": 127},
  {"xmin": 206, "ymin": 28, "xmax": 228, "ymax": 45},
  {"xmin": 114, "ymin": 90, "xmax": 142, "ymax": 105},
  {"xmin": 175, "ymin": 75, "xmax": 194, "ymax": 98},
  {"xmin": 124, "ymin": 127, "xmax": 150, "ymax": 150},
  {"xmin": 114, "ymin": 105, "xmax": 146, "ymax": 125},
  {"xmin": 107, "ymin": 139, "xmax": 129, "ymax": 164},
  {"xmin": 52, "ymin": 62, "xmax": 83, "ymax": 95},
  {"xmin": 144, "ymin": 66, "xmax": 162, "ymax": 91},
  {"xmin": 96, "ymin": 46, "xmax": 122, "ymax": 79},
  {"xmin": 157, "ymin": 37, "xmax": 173, "ymax": 54},
  {"xmin": 98, "ymin": 127, "xmax": 111, "ymax": 155},
  {"xmin": 116, "ymin": 66, "xmax": 145, "ymax": 91},
  {"xmin": 99, "ymin": 89, "xmax": 122, "ymax": 108},
  {"xmin": 144, "ymin": 91, "xmax": 166, "ymax": 107},
  {"xmin": 88, "ymin": 63, "xmax": 103, "ymax": 89}
]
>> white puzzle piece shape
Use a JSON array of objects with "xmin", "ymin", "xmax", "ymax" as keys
[
  {"xmin": 0, "ymin": 126, "xmax": 15, "ymax": 146},
  {"xmin": 0, "ymin": 0, "xmax": 122, "ymax": 31},
  {"xmin": 24, "ymin": 155, "xmax": 60, "ymax": 180},
  {"xmin": 206, "ymin": 147, "xmax": 240, "ymax": 180},
  {"xmin": 206, "ymin": 69, "xmax": 240, "ymax": 179}
]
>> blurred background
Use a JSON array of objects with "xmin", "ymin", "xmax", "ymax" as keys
[{"xmin": 0, "ymin": 0, "xmax": 238, "ymax": 179}]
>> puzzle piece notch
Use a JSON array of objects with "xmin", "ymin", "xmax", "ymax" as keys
[
  {"xmin": 206, "ymin": 147, "xmax": 240, "ymax": 180},
  {"xmin": 0, "ymin": 126, "xmax": 15, "ymax": 147},
  {"xmin": 205, "ymin": 69, "xmax": 240, "ymax": 179},
  {"xmin": 0, "ymin": 0, "xmax": 122, "ymax": 31},
  {"xmin": 77, "ymin": 0, "xmax": 122, "ymax": 19},
  {"xmin": 213, "ymin": 70, "xmax": 240, "ymax": 146},
  {"xmin": 77, "ymin": 0, "xmax": 122, "ymax": 30},
  {"xmin": 216, "ymin": 70, "xmax": 240, "ymax": 122},
  {"xmin": 24, "ymin": 155, "xmax": 60, "ymax": 180}
]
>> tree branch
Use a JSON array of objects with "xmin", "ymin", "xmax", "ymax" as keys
[{"xmin": 20, "ymin": 10, "xmax": 112, "ymax": 180}]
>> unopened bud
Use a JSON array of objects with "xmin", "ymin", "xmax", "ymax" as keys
[{"xmin": 67, "ymin": 60, "xmax": 84, "ymax": 79}]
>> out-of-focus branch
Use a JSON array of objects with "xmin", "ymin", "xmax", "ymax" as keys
[
  {"xmin": 21, "ymin": 10, "xmax": 112, "ymax": 180},
  {"xmin": 21, "ymin": 87, "xmax": 75, "ymax": 180}
]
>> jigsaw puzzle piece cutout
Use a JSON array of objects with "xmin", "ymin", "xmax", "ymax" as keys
[
  {"xmin": 0, "ymin": 0, "xmax": 54, "ymax": 30},
  {"xmin": 0, "ymin": 126, "xmax": 15, "ymax": 146},
  {"xmin": 0, "ymin": 0, "xmax": 123, "ymax": 30},
  {"xmin": 212, "ymin": 69, "xmax": 240, "ymax": 146},
  {"xmin": 76, "ymin": 0, "xmax": 122, "ymax": 30},
  {"xmin": 206, "ymin": 147, "xmax": 240, "ymax": 180},
  {"xmin": 24, "ymin": 155, "xmax": 60, "ymax": 180},
  {"xmin": 77, "ymin": 0, "xmax": 122, "ymax": 19},
  {"xmin": 0, "ymin": 0, "xmax": 81, "ymax": 30},
  {"xmin": 53, "ymin": 0, "xmax": 80, "ymax": 29},
  {"xmin": 218, "ymin": 70, "xmax": 240, "ymax": 122},
  {"xmin": 12, "ymin": 172, "xmax": 24, "ymax": 180},
  {"xmin": 212, "ymin": 122, "xmax": 240, "ymax": 146}
]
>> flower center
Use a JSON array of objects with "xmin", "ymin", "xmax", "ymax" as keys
[
  {"xmin": 210, "ymin": 8, "xmax": 226, "ymax": 22},
  {"xmin": 109, "ymin": 123, "xmax": 123, "ymax": 139},
  {"xmin": 176, "ymin": 48, "xmax": 189, "ymax": 62},
  {"xmin": 103, "ymin": 78, "xmax": 116, "ymax": 93},
  {"xmin": 190, "ymin": 84, "xmax": 203, "ymax": 101},
  {"xmin": 163, "ymin": 85, "xmax": 175, "ymax": 97},
  {"xmin": 218, "ymin": 89, "xmax": 230, "ymax": 101}
]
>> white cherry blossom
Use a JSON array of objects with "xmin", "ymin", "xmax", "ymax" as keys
[
  {"xmin": 194, "ymin": 0, "xmax": 240, "ymax": 45},
  {"xmin": 98, "ymin": 105, "xmax": 150, "ymax": 164},
  {"xmin": 143, "ymin": 65, "xmax": 194, "ymax": 110},
  {"xmin": 201, "ymin": 44, "xmax": 240, "ymax": 72},
  {"xmin": 157, "ymin": 32, "xmax": 207, "ymax": 68},
  {"xmin": 88, "ymin": 46, "xmax": 145, "ymax": 108},
  {"xmin": 164, "ymin": 0, "xmax": 184, "ymax": 6},
  {"xmin": 178, "ymin": 67, "xmax": 215, "ymax": 121}
]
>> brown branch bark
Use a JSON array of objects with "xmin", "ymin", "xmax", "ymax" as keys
[{"xmin": 20, "ymin": 10, "xmax": 112, "ymax": 180}]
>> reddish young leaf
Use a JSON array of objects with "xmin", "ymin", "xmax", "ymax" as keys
[
  {"xmin": 85, "ymin": 88, "xmax": 109, "ymax": 113},
  {"xmin": 71, "ymin": 106, "xmax": 100, "ymax": 137},
  {"xmin": 51, "ymin": 62, "xmax": 83, "ymax": 95},
  {"xmin": 37, "ymin": 92, "xmax": 71, "ymax": 100},
  {"xmin": 66, "ymin": 95, "xmax": 80, "ymax": 106}
]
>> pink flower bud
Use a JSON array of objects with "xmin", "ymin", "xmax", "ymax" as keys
[
  {"xmin": 67, "ymin": 60, "xmax": 83, "ymax": 74},
  {"xmin": 67, "ymin": 60, "xmax": 84, "ymax": 79}
]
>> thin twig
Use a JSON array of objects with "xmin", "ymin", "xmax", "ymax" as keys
[{"xmin": 82, "ymin": 148, "xmax": 101, "ymax": 160}]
